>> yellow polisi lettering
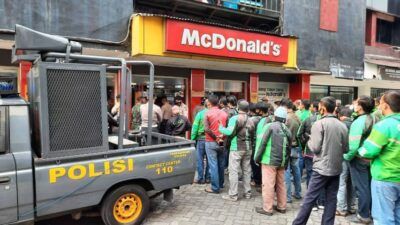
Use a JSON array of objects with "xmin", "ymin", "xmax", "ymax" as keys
[
  {"xmin": 49, "ymin": 167, "xmax": 66, "ymax": 184},
  {"xmin": 112, "ymin": 160, "xmax": 126, "ymax": 174},
  {"xmin": 104, "ymin": 161, "xmax": 111, "ymax": 175},
  {"xmin": 68, "ymin": 165, "xmax": 87, "ymax": 180},
  {"xmin": 48, "ymin": 159, "xmax": 135, "ymax": 184},
  {"xmin": 88, "ymin": 163, "xmax": 103, "ymax": 177},
  {"xmin": 128, "ymin": 158, "xmax": 134, "ymax": 171}
]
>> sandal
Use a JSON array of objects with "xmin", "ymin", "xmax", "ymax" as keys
[{"xmin": 204, "ymin": 187, "xmax": 219, "ymax": 194}]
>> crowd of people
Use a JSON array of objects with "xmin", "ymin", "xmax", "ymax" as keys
[
  {"xmin": 190, "ymin": 91, "xmax": 400, "ymax": 225},
  {"xmin": 109, "ymin": 90, "xmax": 400, "ymax": 224},
  {"xmin": 110, "ymin": 94, "xmax": 192, "ymax": 137}
]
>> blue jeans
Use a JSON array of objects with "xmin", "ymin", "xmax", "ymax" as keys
[
  {"xmin": 337, "ymin": 161, "xmax": 356, "ymax": 212},
  {"xmin": 304, "ymin": 157, "xmax": 313, "ymax": 187},
  {"xmin": 285, "ymin": 153, "xmax": 302, "ymax": 201},
  {"xmin": 297, "ymin": 147, "xmax": 304, "ymax": 177},
  {"xmin": 349, "ymin": 158, "xmax": 371, "ymax": 219},
  {"xmin": 205, "ymin": 142, "xmax": 225, "ymax": 192},
  {"xmin": 196, "ymin": 140, "xmax": 210, "ymax": 182},
  {"xmin": 371, "ymin": 179, "xmax": 400, "ymax": 225}
]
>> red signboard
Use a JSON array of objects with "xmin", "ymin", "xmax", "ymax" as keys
[{"xmin": 165, "ymin": 19, "xmax": 289, "ymax": 63}]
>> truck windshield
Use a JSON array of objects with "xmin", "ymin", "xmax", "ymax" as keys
[{"xmin": 0, "ymin": 107, "xmax": 6, "ymax": 154}]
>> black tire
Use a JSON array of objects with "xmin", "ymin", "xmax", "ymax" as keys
[{"xmin": 101, "ymin": 185, "xmax": 150, "ymax": 225}]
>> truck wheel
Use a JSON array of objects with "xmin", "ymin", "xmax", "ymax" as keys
[{"xmin": 101, "ymin": 185, "xmax": 150, "ymax": 225}]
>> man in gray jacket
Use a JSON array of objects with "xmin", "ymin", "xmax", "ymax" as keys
[{"xmin": 292, "ymin": 96, "xmax": 348, "ymax": 225}]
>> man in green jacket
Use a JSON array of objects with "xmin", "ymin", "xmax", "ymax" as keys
[
  {"xmin": 296, "ymin": 99, "xmax": 312, "ymax": 122},
  {"xmin": 191, "ymin": 99, "xmax": 209, "ymax": 184},
  {"xmin": 254, "ymin": 106, "xmax": 291, "ymax": 216},
  {"xmin": 343, "ymin": 95, "xmax": 377, "ymax": 223},
  {"xmin": 219, "ymin": 100, "xmax": 254, "ymax": 201},
  {"xmin": 358, "ymin": 90, "xmax": 400, "ymax": 225}
]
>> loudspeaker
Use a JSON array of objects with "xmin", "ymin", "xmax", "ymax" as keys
[
  {"xmin": 29, "ymin": 62, "xmax": 108, "ymax": 158},
  {"xmin": 14, "ymin": 24, "xmax": 82, "ymax": 53}
]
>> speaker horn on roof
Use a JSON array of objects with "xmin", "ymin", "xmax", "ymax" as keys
[{"xmin": 14, "ymin": 24, "xmax": 82, "ymax": 53}]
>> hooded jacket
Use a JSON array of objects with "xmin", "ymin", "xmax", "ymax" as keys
[{"xmin": 254, "ymin": 121, "xmax": 291, "ymax": 167}]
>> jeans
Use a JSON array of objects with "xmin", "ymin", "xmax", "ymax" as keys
[
  {"xmin": 205, "ymin": 141, "xmax": 225, "ymax": 192},
  {"xmin": 337, "ymin": 161, "xmax": 356, "ymax": 212},
  {"xmin": 292, "ymin": 172, "xmax": 340, "ymax": 225},
  {"xmin": 228, "ymin": 151, "xmax": 252, "ymax": 196},
  {"xmin": 196, "ymin": 140, "xmax": 210, "ymax": 182},
  {"xmin": 349, "ymin": 158, "xmax": 372, "ymax": 219},
  {"xmin": 371, "ymin": 179, "xmax": 400, "ymax": 225},
  {"xmin": 304, "ymin": 156, "xmax": 313, "ymax": 187},
  {"xmin": 298, "ymin": 147, "xmax": 304, "ymax": 177},
  {"xmin": 285, "ymin": 155, "xmax": 302, "ymax": 201}
]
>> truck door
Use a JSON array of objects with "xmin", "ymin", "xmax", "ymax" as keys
[{"xmin": 0, "ymin": 106, "xmax": 18, "ymax": 224}]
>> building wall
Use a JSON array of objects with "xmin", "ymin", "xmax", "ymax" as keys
[
  {"xmin": 367, "ymin": 0, "xmax": 400, "ymax": 17},
  {"xmin": 282, "ymin": 0, "xmax": 365, "ymax": 79},
  {"xmin": 0, "ymin": 0, "xmax": 133, "ymax": 42}
]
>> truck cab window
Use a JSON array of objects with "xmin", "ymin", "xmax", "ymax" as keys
[{"xmin": 0, "ymin": 107, "xmax": 7, "ymax": 154}]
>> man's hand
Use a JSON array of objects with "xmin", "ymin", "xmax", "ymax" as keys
[{"xmin": 343, "ymin": 153, "xmax": 351, "ymax": 161}]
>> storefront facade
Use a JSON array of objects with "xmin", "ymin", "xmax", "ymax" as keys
[{"xmin": 130, "ymin": 14, "xmax": 308, "ymax": 120}]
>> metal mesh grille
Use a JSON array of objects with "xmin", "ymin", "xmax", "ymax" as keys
[{"xmin": 47, "ymin": 69, "xmax": 103, "ymax": 152}]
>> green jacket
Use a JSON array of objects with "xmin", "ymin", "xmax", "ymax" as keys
[
  {"xmin": 254, "ymin": 121, "xmax": 291, "ymax": 167},
  {"xmin": 296, "ymin": 109, "xmax": 312, "ymax": 122},
  {"xmin": 344, "ymin": 114, "xmax": 376, "ymax": 161},
  {"xmin": 219, "ymin": 113, "xmax": 254, "ymax": 151},
  {"xmin": 358, "ymin": 113, "xmax": 400, "ymax": 183},
  {"xmin": 191, "ymin": 109, "xmax": 207, "ymax": 140},
  {"xmin": 255, "ymin": 116, "xmax": 272, "ymax": 153}
]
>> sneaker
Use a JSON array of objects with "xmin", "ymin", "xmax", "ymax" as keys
[
  {"xmin": 255, "ymin": 207, "xmax": 273, "ymax": 216},
  {"xmin": 244, "ymin": 192, "xmax": 252, "ymax": 199},
  {"xmin": 336, "ymin": 210, "xmax": 348, "ymax": 217},
  {"xmin": 348, "ymin": 208, "xmax": 356, "ymax": 214},
  {"xmin": 318, "ymin": 205, "xmax": 325, "ymax": 210},
  {"xmin": 273, "ymin": 206, "xmax": 286, "ymax": 214},
  {"xmin": 348, "ymin": 215, "xmax": 372, "ymax": 224},
  {"xmin": 312, "ymin": 207, "xmax": 318, "ymax": 211},
  {"xmin": 293, "ymin": 195, "xmax": 302, "ymax": 200},
  {"xmin": 287, "ymin": 200, "xmax": 293, "ymax": 203},
  {"xmin": 222, "ymin": 194, "xmax": 238, "ymax": 202}
]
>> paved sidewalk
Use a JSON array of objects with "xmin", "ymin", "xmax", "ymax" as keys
[
  {"xmin": 143, "ymin": 182, "xmax": 360, "ymax": 225},
  {"xmin": 37, "ymin": 181, "xmax": 364, "ymax": 225}
]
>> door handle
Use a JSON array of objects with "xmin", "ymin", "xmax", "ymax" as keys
[{"xmin": 0, "ymin": 176, "xmax": 11, "ymax": 184}]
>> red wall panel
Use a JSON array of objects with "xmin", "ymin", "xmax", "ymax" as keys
[
  {"xmin": 320, "ymin": 0, "xmax": 339, "ymax": 32},
  {"xmin": 289, "ymin": 74, "xmax": 310, "ymax": 101}
]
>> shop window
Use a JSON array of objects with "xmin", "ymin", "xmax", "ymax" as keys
[
  {"xmin": 310, "ymin": 85, "xmax": 328, "ymax": 102},
  {"xmin": 132, "ymin": 75, "xmax": 187, "ymax": 107},
  {"xmin": 371, "ymin": 88, "xmax": 399, "ymax": 98},
  {"xmin": 311, "ymin": 85, "xmax": 356, "ymax": 106},
  {"xmin": 205, "ymin": 79, "xmax": 246, "ymax": 100},
  {"xmin": 376, "ymin": 19, "xmax": 393, "ymax": 45},
  {"xmin": 329, "ymin": 86, "xmax": 356, "ymax": 106}
]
